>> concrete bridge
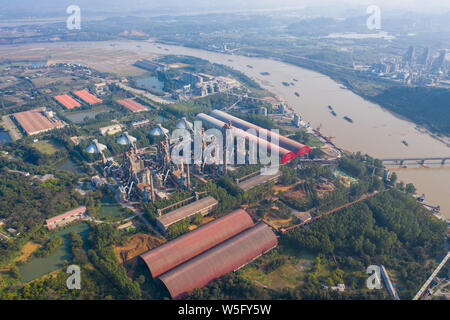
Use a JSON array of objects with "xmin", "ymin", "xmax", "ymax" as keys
[{"xmin": 381, "ymin": 157, "xmax": 450, "ymax": 165}]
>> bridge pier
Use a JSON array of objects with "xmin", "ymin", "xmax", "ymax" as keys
[
  {"xmin": 419, "ymin": 159, "xmax": 425, "ymax": 165},
  {"xmin": 442, "ymin": 159, "xmax": 447, "ymax": 165},
  {"xmin": 399, "ymin": 160, "xmax": 404, "ymax": 165}
]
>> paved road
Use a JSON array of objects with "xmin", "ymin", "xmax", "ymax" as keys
[{"xmin": 2, "ymin": 115, "xmax": 21, "ymax": 140}]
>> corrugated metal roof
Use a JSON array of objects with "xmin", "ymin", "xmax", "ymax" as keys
[
  {"xmin": 141, "ymin": 208, "xmax": 254, "ymax": 278},
  {"xmin": 45, "ymin": 206, "xmax": 87, "ymax": 225},
  {"xmin": 54, "ymin": 94, "xmax": 81, "ymax": 109},
  {"xmin": 156, "ymin": 196, "xmax": 218, "ymax": 230},
  {"xmin": 13, "ymin": 108, "xmax": 65, "ymax": 135},
  {"xmin": 117, "ymin": 98, "xmax": 147, "ymax": 112},
  {"xmin": 73, "ymin": 90, "xmax": 102, "ymax": 105},
  {"xmin": 237, "ymin": 172, "xmax": 281, "ymax": 191},
  {"xmin": 159, "ymin": 223, "xmax": 278, "ymax": 299}
]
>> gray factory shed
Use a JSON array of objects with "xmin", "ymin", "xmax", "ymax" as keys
[
  {"xmin": 237, "ymin": 172, "xmax": 281, "ymax": 191},
  {"xmin": 156, "ymin": 196, "xmax": 218, "ymax": 232}
]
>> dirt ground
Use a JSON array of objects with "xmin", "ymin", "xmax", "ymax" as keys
[
  {"xmin": 283, "ymin": 188, "xmax": 307, "ymax": 200},
  {"xmin": 15, "ymin": 242, "xmax": 41, "ymax": 263},
  {"xmin": 114, "ymin": 233, "xmax": 164, "ymax": 264}
]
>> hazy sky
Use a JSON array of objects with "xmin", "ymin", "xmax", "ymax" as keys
[{"xmin": 1, "ymin": 0, "xmax": 450, "ymax": 18}]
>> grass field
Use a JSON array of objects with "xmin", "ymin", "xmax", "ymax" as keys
[
  {"xmin": 33, "ymin": 140, "xmax": 63, "ymax": 155},
  {"xmin": 240, "ymin": 246, "xmax": 316, "ymax": 291}
]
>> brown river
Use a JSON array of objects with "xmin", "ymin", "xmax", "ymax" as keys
[{"xmin": 4, "ymin": 40, "xmax": 449, "ymax": 218}]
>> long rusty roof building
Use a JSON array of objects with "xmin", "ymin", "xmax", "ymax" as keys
[
  {"xmin": 12, "ymin": 108, "xmax": 65, "ymax": 136},
  {"xmin": 158, "ymin": 223, "xmax": 278, "ymax": 299},
  {"xmin": 140, "ymin": 208, "xmax": 254, "ymax": 278}
]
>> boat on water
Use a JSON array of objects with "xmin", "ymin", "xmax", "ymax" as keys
[
  {"xmin": 293, "ymin": 78, "xmax": 298, "ymax": 82},
  {"xmin": 343, "ymin": 116, "xmax": 353, "ymax": 123},
  {"xmin": 328, "ymin": 105, "xmax": 333, "ymax": 110},
  {"xmin": 295, "ymin": 92, "xmax": 300, "ymax": 97},
  {"xmin": 247, "ymin": 65, "xmax": 254, "ymax": 69},
  {"xmin": 402, "ymin": 140, "xmax": 409, "ymax": 147},
  {"xmin": 290, "ymin": 82, "xmax": 295, "ymax": 86},
  {"xmin": 331, "ymin": 110, "xmax": 337, "ymax": 116},
  {"xmin": 282, "ymin": 82, "xmax": 290, "ymax": 87}
]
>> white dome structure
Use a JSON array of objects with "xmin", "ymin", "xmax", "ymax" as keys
[
  {"xmin": 85, "ymin": 139, "xmax": 107, "ymax": 154},
  {"xmin": 150, "ymin": 123, "xmax": 169, "ymax": 136},
  {"xmin": 116, "ymin": 132, "xmax": 137, "ymax": 145},
  {"xmin": 176, "ymin": 117, "xmax": 193, "ymax": 132}
]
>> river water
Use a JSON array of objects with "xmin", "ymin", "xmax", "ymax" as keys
[{"xmin": 3, "ymin": 40, "xmax": 449, "ymax": 218}]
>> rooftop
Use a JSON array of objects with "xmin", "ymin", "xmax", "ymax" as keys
[
  {"xmin": 13, "ymin": 108, "xmax": 65, "ymax": 135},
  {"xmin": 117, "ymin": 98, "xmax": 147, "ymax": 112},
  {"xmin": 237, "ymin": 172, "xmax": 281, "ymax": 191},
  {"xmin": 53, "ymin": 94, "xmax": 81, "ymax": 109},
  {"xmin": 141, "ymin": 209, "xmax": 254, "ymax": 278},
  {"xmin": 46, "ymin": 206, "xmax": 87, "ymax": 225},
  {"xmin": 73, "ymin": 90, "xmax": 102, "ymax": 105},
  {"xmin": 159, "ymin": 223, "xmax": 278, "ymax": 299},
  {"xmin": 157, "ymin": 196, "xmax": 218, "ymax": 230}
]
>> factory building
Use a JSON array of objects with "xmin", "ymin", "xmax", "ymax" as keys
[
  {"xmin": 117, "ymin": 98, "xmax": 147, "ymax": 112},
  {"xmin": 53, "ymin": 94, "xmax": 81, "ymax": 109},
  {"xmin": 12, "ymin": 108, "xmax": 66, "ymax": 136},
  {"xmin": 132, "ymin": 119, "xmax": 151, "ymax": 128},
  {"xmin": 159, "ymin": 223, "xmax": 278, "ymax": 299},
  {"xmin": 140, "ymin": 208, "xmax": 254, "ymax": 278},
  {"xmin": 209, "ymin": 109, "xmax": 306, "ymax": 154},
  {"xmin": 237, "ymin": 171, "xmax": 281, "ymax": 191},
  {"xmin": 45, "ymin": 206, "xmax": 87, "ymax": 230},
  {"xmin": 73, "ymin": 90, "xmax": 103, "ymax": 105},
  {"xmin": 196, "ymin": 113, "xmax": 291, "ymax": 158},
  {"xmin": 156, "ymin": 196, "xmax": 218, "ymax": 232},
  {"xmin": 99, "ymin": 124, "xmax": 123, "ymax": 136}
]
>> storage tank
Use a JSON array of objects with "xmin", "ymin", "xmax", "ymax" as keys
[{"xmin": 196, "ymin": 113, "xmax": 290, "ymax": 157}]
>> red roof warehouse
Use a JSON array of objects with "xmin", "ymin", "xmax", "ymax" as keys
[
  {"xmin": 140, "ymin": 209, "xmax": 254, "ymax": 278},
  {"xmin": 159, "ymin": 223, "xmax": 278, "ymax": 299},
  {"xmin": 73, "ymin": 90, "xmax": 102, "ymax": 105},
  {"xmin": 45, "ymin": 206, "xmax": 87, "ymax": 230},
  {"xmin": 117, "ymin": 98, "xmax": 147, "ymax": 112},
  {"xmin": 53, "ymin": 94, "xmax": 81, "ymax": 109}
]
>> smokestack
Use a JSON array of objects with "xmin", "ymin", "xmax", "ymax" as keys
[
  {"xmin": 187, "ymin": 164, "xmax": 191, "ymax": 190},
  {"xmin": 150, "ymin": 171, "xmax": 155, "ymax": 202}
]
